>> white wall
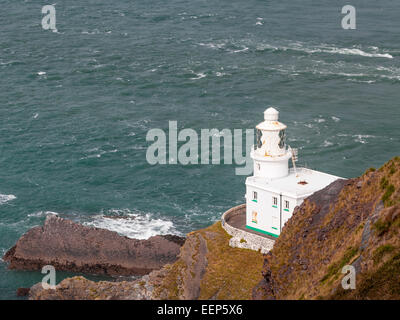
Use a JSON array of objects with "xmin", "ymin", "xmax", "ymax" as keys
[
  {"xmin": 253, "ymin": 159, "xmax": 289, "ymax": 179},
  {"xmin": 246, "ymin": 186, "xmax": 309, "ymax": 236},
  {"xmin": 246, "ymin": 186, "xmax": 281, "ymax": 237}
]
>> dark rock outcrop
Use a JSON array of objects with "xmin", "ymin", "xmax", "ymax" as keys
[
  {"xmin": 16, "ymin": 288, "xmax": 30, "ymax": 297},
  {"xmin": 3, "ymin": 215, "xmax": 184, "ymax": 276}
]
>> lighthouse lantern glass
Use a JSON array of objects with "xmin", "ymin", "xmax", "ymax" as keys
[
  {"xmin": 278, "ymin": 130, "xmax": 285, "ymax": 149},
  {"xmin": 256, "ymin": 129, "xmax": 262, "ymax": 149}
]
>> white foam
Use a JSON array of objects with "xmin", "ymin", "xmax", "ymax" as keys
[
  {"xmin": 0, "ymin": 248, "xmax": 6, "ymax": 262},
  {"xmin": 0, "ymin": 194, "xmax": 16, "ymax": 205},
  {"xmin": 215, "ymin": 72, "xmax": 227, "ymax": 77},
  {"xmin": 27, "ymin": 211, "xmax": 58, "ymax": 218},
  {"xmin": 83, "ymin": 209, "xmax": 180, "ymax": 240},
  {"xmin": 322, "ymin": 140, "xmax": 333, "ymax": 147},
  {"xmin": 190, "ymin": 72, "xmax": 206, "ymax": 80},
  {"xmin": 320, "ymin": 47, "xmax": 393, "ymax": 59},
  {"xmin": 353, "ymin": 134, "xmax": 376, "ymax": 144},
  {"xmin": 197, "ymin": 42, "xmax": 226, "ymax": 50},
  {"xmin": 256, "ymin": 40, "xmax": 393, "ymax": 59},
  {"xmin": 81, "ymin": 29, "xmax": 100, "ymax": 35},
  {"xmin": 230, "ymin": 47, "xmax": 249, "ymax": 53}
]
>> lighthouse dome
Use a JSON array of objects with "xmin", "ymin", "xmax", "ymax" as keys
[
  {"xmin": 264, "ymin": 107, "xmax": 279, "ymax": 121},
  {"xmin": 256, "ymin": 107, "xmax": 286, "ymax": 131}
]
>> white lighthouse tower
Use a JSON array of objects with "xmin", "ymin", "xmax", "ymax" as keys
[
  {"xmin": 245, "ymin": 107, "xmax": 341, "ymax": 238},
  {"xmin": 252, "ymin": 107, "xmax": 291, "ymax": 179}
]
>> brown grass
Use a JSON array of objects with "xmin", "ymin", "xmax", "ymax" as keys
[
  {"xmin": 154, "ymin": 222, "xmax": 264, "ymax": 300},
  {"xmin": 198, "ymin": 222, "xmax": 264, "ymax": 300}
]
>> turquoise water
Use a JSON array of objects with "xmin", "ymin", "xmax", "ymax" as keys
[{"xmin": 1, "ymin": 0, "xmax": 400, "ymax": 299}]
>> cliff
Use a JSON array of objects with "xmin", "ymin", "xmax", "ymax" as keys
[{"xmin": 253, "ymin": 156, "xmax": 400, "ymax": 300}]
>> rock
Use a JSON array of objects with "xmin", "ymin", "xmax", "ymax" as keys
[
  {"xmin": 180, "ymin": 233, "xmax": 208, "ymax": 300},
  {"xmin": 3, "ymin": 215, "xmax": 185, "ymax": 276},
  {"xmin": 29, "ymin": 274, "xmax": 157, "ymax": 300},
  {"xmin": 16, "ymin": 288, "xmax": 30, "ymax": 297}
]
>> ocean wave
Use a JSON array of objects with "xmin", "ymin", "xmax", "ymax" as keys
[
  {"xmin": 256, "ymin": 41, "xmax": 393, "ymax": 59},
  {"xmin": 315, "ymin": 46, "xmax": 393, "ymax": 59},
  {"xmin": 0, "ymin": 248, "xmax": 6, "ymax": 262},
  {"xmin": 82, "ymin": 209, "xmax": 180, "ymax": 240},
  {"xmin": 336, "ymin": 133, "xmax": 377, "ymax": 144},
  {"xmin": 322, "ymin": 140, "xmax": 334, "ymax": 147},
  {"xmin": 79, "ymin": 148, "xmax": 118, "ymax": 160},
  {"xmin": 198, "ymin": 38, "xmax": 393, "ymax": 59},
  {"xmin": 189, "ymin": 70, "xmax": 206, "ymax": 80},
  {"xmin": 265, "ymin": 58, "xmax": 400, "ymax": 83},
  {"xmin": 27, "ymin": 211, "xmax": 58, "ymax": 218},
  {"xmin": 353, "ymin": 134, "xmax": 376, "ymax": 144},
  {"xmin": 0, "ymin": 194, "xmax": 16, "ymax": 205}
]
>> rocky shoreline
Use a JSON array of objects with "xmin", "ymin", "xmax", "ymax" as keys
[{"xmin": 3, "ymin": 215, "xmax": 185, "ymax": 277}]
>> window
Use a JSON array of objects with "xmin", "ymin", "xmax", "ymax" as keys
[
  {"xmin": 253, "ymin": 191, "xmax": 258, "ymax": 201},
  {"xmin": 285, "ymin": 200, "xmax": 290, "ymax": 210},
  {"xmin": 272, "ymin": 197, "xmax": 278, "ymax": 206},
  {"xmin": 256, "ymin": 129, "xmax": 262, "ymax": 148},
  {"xmin": 257, "ymin": 163, "xmax": 260, "ymax": 171},
  {"xmin": 252, "ymin": 211, "xmax": 258, "ymax": 224},
  {"xmin": 278, "ymin": 130, "xmax": 285, "ymax": 149}
]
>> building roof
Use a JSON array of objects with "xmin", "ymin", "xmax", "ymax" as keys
[
  {"xmin": 264, "ymin": 107, "xmax": 279, "ymax": 121},
  {"xmin": 246, "ymin": 168, "xmax": 343, "ymax": 199},
  {"xmin": 256, "ymin": 108, "xmax": 287, "ymax": 131}
]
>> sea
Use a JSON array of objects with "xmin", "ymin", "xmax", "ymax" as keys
[{"xmin": 1, "ymin": 0, "xmax": 400, "ymax": 299}]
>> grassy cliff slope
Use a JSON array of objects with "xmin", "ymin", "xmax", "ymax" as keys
[{"xmin": 253, "ymin": 156, "xmax": 400, "ymax": 300}]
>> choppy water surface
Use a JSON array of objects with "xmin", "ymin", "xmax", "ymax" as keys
[{"xmin": 1, "ymin": 0, "xmax": 400, "ymax": 298}]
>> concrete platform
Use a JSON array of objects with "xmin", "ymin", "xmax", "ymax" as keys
[
  {"xmin": 225, "ymin": 208, "xmax": 276, "ymax": 241},
  {"xmin": 221, "ymin": 204, "xmax": 275, "ymax": 254}
]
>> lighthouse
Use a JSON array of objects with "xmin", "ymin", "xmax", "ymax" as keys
[{"xmin": 245, "ymin": 107, "xmax": 341, "ymax": 238}]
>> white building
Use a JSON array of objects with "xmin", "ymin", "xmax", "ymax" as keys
[{"xmin": 245, "ymin": 107, "xmax": 341, "ymax": 238}]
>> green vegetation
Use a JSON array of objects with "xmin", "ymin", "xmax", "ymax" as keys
[
  {"xmin": 321, "ymin": 247, "xmax": 359, "ymax": 283},
  {"xmin": 154, "ymin": 222, "xmax": 264, "ymax": 300},
  {"xmin": 373, "ymin": 244, "xmax": 395, "ymax": 265},
  {"xmin": 198, "ymin": 222, "xmax": 264, "ymax": 300},
  {"xmin": 382, "ymin": 184, "xmax": 395, "ymax": 207},
  {"xmin": 380, "ymin": 177, "xmax": 389, "ymax": 190},
  {"xmin": 365, "ymin": 167, "xmax": 376, "ymax": 174},
  {"xmin": 333, "ymin": 252, "xmax": 400, "ymax": 299},
  {"xmin": 373, "ymin": 219, "xmax": 392, "ymax": 236}
]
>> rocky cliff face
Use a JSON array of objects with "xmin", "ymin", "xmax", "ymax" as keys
[
  {"xmin": 3, "ymin": 215, "xmax": 184, "ymax": 276},
  {"xmin": 253, "ymin": 156, "xmax": 400, "ymax": 300}
]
